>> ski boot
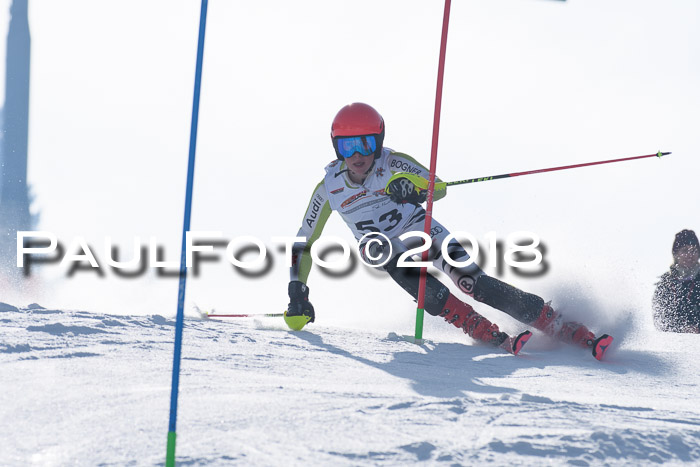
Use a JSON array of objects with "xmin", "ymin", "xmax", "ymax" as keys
[
  {"xmin": 441, "ymin": 295, "xmax": 531, "ymax": 355},
  {"xmin": 532, "ymin": 302, "xmax": 613, "ymax": 360}
]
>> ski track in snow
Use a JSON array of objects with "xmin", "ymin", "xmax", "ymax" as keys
[{"xmin": 1, "ymin": 305, "xmax": 699, "ymax": 466}]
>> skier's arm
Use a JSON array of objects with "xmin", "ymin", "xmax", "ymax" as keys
[
  {"xmin": 290, "ymin": 180, "xmax": 333, "ymax": 285},
  {"xmin": 286, "ymin": 180, "xmax": 332, "ymax": 330}
]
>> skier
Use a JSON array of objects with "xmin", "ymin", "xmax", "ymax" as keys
[
  {"xmin": 285, "ymin": 102, "xmax": 613, "ymax": 359},
  {"xmin": 652, "ymin": 229, "xmax": 700, "ymax": 333}
]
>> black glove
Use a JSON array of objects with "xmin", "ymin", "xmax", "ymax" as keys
[
  {"xmin": 387, "ymin": 177, "xmax": 427, "ymax": 205},
  {"xmin": 287, "ymin": 281, "xmax": 315, "ymax": 323}
]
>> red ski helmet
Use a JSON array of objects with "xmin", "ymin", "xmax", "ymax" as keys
[{"xmin": 331, "ymin": 103, "xmax": 385, "ymax": 160}]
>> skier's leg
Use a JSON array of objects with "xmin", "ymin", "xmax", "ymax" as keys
[
  {"xmin": 414, "ymin": 219, "xmax": 485, "ymax": 297},
  {"xmin": 530, "ymin": 302, "xmax": 598, "ymax": 348},
  {"xmin": 427, "ymin": 225, "xmax": 541, "ymax": 320},
  {"xmin": 428, "ymin": 224, "xmax": 597, "ymax": 347},
  {"xmin": 378, "ymin": 213, "xmax": 530, "ymax": 353},
  {"xmin": 427, "ymin": 223, "xmax": 536, "ymax": 316},
  {"xmin": 383, "ymin": 254, "xmax": 518, "ymax": 349},
  {"xmin": 471, "ymin": 274, "xmax": 598, "ymax": 347},
  {"xmin": 468, "ymin": 273, "xmax": 597, "ymax": 347}
]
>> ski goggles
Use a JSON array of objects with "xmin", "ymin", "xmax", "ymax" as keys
[{"xmin": 334, "ymin": 135, "xmax": 377, "ymax": 158}]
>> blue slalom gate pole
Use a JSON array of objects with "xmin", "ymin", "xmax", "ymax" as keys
[{"xmin": 167, "ymin": 1, "xmax": 208, "ymax": 465}]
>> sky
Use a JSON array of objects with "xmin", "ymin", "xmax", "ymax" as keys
[{"xmin": 1, "ymin": 0, "xmax": 698, "ymax": 333}]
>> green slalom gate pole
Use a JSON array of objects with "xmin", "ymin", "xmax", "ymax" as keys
[
  {"xmin": 415, "ymin": 0, "xmax": 452, "ymax": 343},
  {"xmin": 166, "ymin": 1, "xmax": 208, "ymax": 466}
]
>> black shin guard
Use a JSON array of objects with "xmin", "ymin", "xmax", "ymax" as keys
[
  {"xmin": 472, "ymin": 275, "xmax": 544, "ymax": 323},
  {"xmin": 384, "ymin": 256, "xmax": 450, "ymax": 316}
]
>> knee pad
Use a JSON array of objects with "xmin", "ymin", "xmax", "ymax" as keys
[
  {"xmin": 472, "ymin": 275, "xmax": 544, "ymax": 323},
  {"xmin": 384, "ymin": 256, "xmax": 450, "ymax": 316}
]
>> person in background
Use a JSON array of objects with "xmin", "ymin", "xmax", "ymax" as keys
[{"xmin": 652, "ymin": 229, "xmax": 700, "ymax": 333}]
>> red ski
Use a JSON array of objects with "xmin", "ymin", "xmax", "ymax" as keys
[
  {"xmin": 500, "ymin": 330, "xmax": 532, "ymax": 356},
  {"xmin": 591, "ymin": 334, "xmax": 614, "ymax": 361}
]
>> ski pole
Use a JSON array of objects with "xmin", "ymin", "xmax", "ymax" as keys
[
  {"xmin": 386, "ymin": 151, "xmax": 670, "ymax": 194},
  {"xmin": 444, "ymin": 151, "xmax": 670, "ymax": 188},
  {"xmin": 206, "ymin": 313, "xmax": 285, "ymax": 318}
]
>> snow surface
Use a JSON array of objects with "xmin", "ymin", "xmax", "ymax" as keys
[{"xmin": 1, "ymin": 303, "xmax": 699, "ymax": 466}]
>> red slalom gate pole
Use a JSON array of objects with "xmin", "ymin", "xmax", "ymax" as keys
[{"xmin": 415, "ymin": 0, "xmax": 452, "ymax": 343}]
